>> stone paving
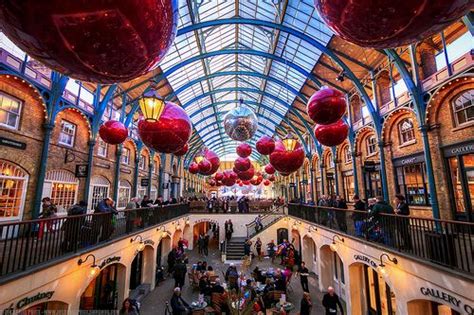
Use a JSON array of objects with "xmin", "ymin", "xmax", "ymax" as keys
[{"xmin": 140, "ymin": 241, "xmax": 340, "ymax": 314}]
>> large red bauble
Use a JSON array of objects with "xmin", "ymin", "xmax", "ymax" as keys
[
  {"xmin": 264, "ymin": 180, "xmax": 271, "ymax": 186},
  {"xmin": 314, "ymin": 120, "xmax": 349, "ymax": 147},
  {"xmin": 307, "ymin": 87, "xmax": 346, "ymax": 125},
  {"xmin": 236, "ymin": 143, "xmax": 252, "ymax": 158},
  {"xmin": 0, "ymin": 1, "xmax": 178, "ymax": 83},
  {"xmin": 238, "ymin": 182, "xmax": 243, "ymax": 187},
  {"xmin": 256, "ymin": 136, "xmax": 275, "ymax": 155},
  {"xmin": 173, "ymin": 143, "xmax": 188, "ymax": 156},
  {"xmin": 264, "ymin": 164, "xmax": 275, "ymax": 175},
  {"xmin": 269, "ymin": 139, "xmax": 305, "ymax": 174},
  {"xmin": 198, "ymin": 159, "xmax": 212, "ymax": 174},
  {"xmin": 250, "ymin": 177, "xmax": 259, "ymax": 186},
  {"xmin": 314, "ymin": 1, "xmax": 472, "ymax": 49},
  {"xmin": 268, "ymin": 175, "xmax": 275, "ymax": 182},
  {"xmin": 237, "ymin": 166, "xmax": 255, "ymax": 181},
  {"xmin": 242, "ymin": 180, "xmax": 251, "ymax": 185},
  {"xmin": 224, "ymin": 178, "xmax": 236, "ymax": 187},
  {"xmin": 214, "ymin": 172, "xmax": 224, "ymax": 181},
  {"xmin": 279, "ymin": 172, "xmax": 291, "ymax": 177},
  {"xmin": 234, "ymin": 157, "xmax": 251, "ymax": 172},
  {"xmin": 99, "ymin": 120, "xmax": 128, "ymax": 145},
  {"xmin": 209, "ymin": 179, "xmax": 216, "ymax": 187},
  {"xmin": 189, "ymin": 162, "xmax": 199, "ymax": 174},
  {"xmin": 138, "ymin": 102, "xmax": 191, "ymax": 153},
  {"xmin": 199, "ymin": 149, "xmax": 220, "ymax": 176}
]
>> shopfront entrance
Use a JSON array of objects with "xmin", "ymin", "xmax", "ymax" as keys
[
  {"xmin": 407, "ymin": 300, "xmax": 461, "ymax": 315},
  {"xmin": 363, "ymin": 162, "xmax": 382, "ymax": 199},
  {"xmin": 326, "ymin": 172, "xmax": 336, "ymax": 196},
  {"xmin": 20, "ymin": 301, "xmax": 68, "ymax": 314},
  {"xmin": 80, "ymin": 263, "xmax": 123, "ymax": 311},
  {"xmin": 129, "ymin": 251, "xmax": 143, "ymax": 290},
  {"xmin": 444, "ymin": 141, "xmax": 474, "ymax": 222}
]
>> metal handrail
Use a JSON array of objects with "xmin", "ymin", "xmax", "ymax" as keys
[
  {"xmin": 0, "ymin": 204, "xmax": 189, "ymax": 280},
  {"xmin": 288, "ymin": 203, "xmax": 474, "ymax": 275},
  {"xmin": 246, "ymin": 204, "xmax": 286, "ymax": 238}
]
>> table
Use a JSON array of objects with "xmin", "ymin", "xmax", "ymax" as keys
[
  {"xmin": 276, "ymin": 302, "xmax": 295, "ymax": 313},
  {"xmin": 190, "ymin": 301, "xmax": 207, "ymax": 311}
]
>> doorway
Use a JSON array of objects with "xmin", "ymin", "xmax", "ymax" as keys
[
  {"xmin": 277, "ymin": 228, "xmax": 289, "ymax": 245},
  {"xmin": 364, "ymin": 168, "xmax": 382, "ymax": 199},
  {"xmin": 129, "ymin": 251, "xmax": 143, "ymax": 290},
  {"xmin": 80, "ymin": 264, "xmax": 122, "ymax": 311},
  {"xmin": 363, "ymin": 265, "xmax": 396, "ymax": 315}
]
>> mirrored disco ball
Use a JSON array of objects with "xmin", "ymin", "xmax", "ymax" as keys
[{"xmin": 223, "ymin": 106, "xmax": 258, "ymax": 141}]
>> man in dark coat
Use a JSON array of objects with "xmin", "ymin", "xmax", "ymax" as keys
[
  {"xmin": 395, "ymin": 194, "xmax": 412, "ymax": 250},
  {"xmin": 173, "ymin": 259, "xmax": 187, "ymax": 289},
  {"xmin": 351, "ymin": 195, "xmax": 366, "ymax": 237},
  {"xmin": 170, "ymin": 287, "xmax": 191, "ymax": 315},
  {"xmin": 61, "ymin": 201, "xmax": 87, "ymax": 252},
  {"xmin": 335, "ymin": 196, "xmax": 348, "ymax": 232},
  {"xmin": 322, "ymin": 286, "xmax": 344, "ymax": 315}
]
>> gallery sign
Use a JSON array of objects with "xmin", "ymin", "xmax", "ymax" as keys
[
  {"xmin": 392, "ymin": 152, "xmax": 425, "ymax": 167},
  {"xmin": 353, "ymin": 254, "xmax": 378, "ymax": 269},
  {"xmin": 420, "ymin": 287, "xmax": 473, "ymax": 314},
  {"xmin": 0, "ymin": 137, "xmax": 26, "ymax": 150},
  {"xmin": 98, "ymin": 256, "xmax": 121, "ymax": 269},
  {"xmin": 443, "ymin": 141, "xmax": 474, "ymax": 158}
]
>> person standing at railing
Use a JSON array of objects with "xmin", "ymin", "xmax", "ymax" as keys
[
  {"xmin": 351, "ymin": 195, "xmax": 366, "ymax": 237},
  {"xmin": 125, "ymin": 197, "xmax": 140, "ymax": 232},
  {"xmin": 394, "ymin": 194, "xmax": 413, "ymax": 251},
  {"xmin": 93, "ymin": 197, "xmax": 118, "ymax": 242},
  {"xmin": 37, "ymin": 197, "xmax": 58, "ymax": 239},
  {"xmin": 318, "ymin": 195, "xmax": 330, "ymax": 226},
  {"xmin": 61, "ymin": 200, "xmax": 87, "ymax": 252},
  {"xmin": 335, "ymin": 196, "xmax": 348, "ymax": 233},
  {"xmin": 370, "ymin": 196, "xmax": 395, "ymax": 246}
]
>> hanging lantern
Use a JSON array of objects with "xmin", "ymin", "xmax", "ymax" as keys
[
  {"xmin": 270, "ymin": 137, "xmax": 305, "ymax": 174},
  {"xmin": 223, "ymin": 100, "xmax": 258, "ymax": 141},
  {"xmin": 138, "ymin": 89, "xmax": 165, "ymax": 122},
  {"xmin": 189, "ymin": 162, "xmax": 199, "ymax": 174},
  {"xmin": 174, "ymin": 143, "xmax": 189, "ymax": 156},
  {"xmin": 264, "ymin": 164, "xmax": 275, "ymax": 175},
  {"xmin": 307, "ymin": 87, "xmax": 346, "ymax": 125},
  {"xmin": 99, "ymin": 120, "xmax": 128, "ymax": 145},
  {"xmin": 138, "ymin": 102, "xmax": 192, "ymax": 153},
  {"xmin": 256, "ymin": 135, "xmax": 275, "ymax": 155},
  {"xmin": 281, "ymin": 132, "xmax": 298, "ymax": 152},
  {"xmin": 314, "ymin": 120, "xmax": 349, "ymax": 147},
  {"xmin": 314, "ymin": 1, "xmax": 471, "ymax": 48},
  {"xmin": 236, "ymin": 143, "xmax": 252, "ymax": 158},
  {"xmin": 0, "ymin": 1, "xmax": 178, "ymax": 83},
  {"xmin": 234, "ymin": 157, "xmax": 252, "ymax": 172}
]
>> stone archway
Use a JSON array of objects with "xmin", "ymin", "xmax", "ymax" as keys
[
  {"xmin": 142, "ymin": 245, "xmax": 155, "ymax": 289},
  {"xmin": 20, "ymin": 300, "xmax": 68, "ymax": 314},
  {"xmin": 319, "ymin": 245, "xmax": 335, "ymax": 291},
  {"xmin": 302, "ymin": 235, "xmax": 317, "ymax": 274},
  {"xmin": 407, "ymin": 299, "xmax": 462, "ymax": 315},
  {"xmin": 172, "ymin": 229, "xmax": 183, "ymax": 248}
]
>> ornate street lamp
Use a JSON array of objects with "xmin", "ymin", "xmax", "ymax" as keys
[{"xmin": 138, "ymin": 89, "xmax": 165, "ymax": 122}]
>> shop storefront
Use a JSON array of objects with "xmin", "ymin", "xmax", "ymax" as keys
[
  {"xmin": 363, "ymin": 161, "xmax": 382, "ymax": 199},
  {"xmin": 80, "ymin": 264, "xmax": 120, "ymax": 311},
  {"xmin": 342, "ymin": 171, "xmax": 355, "ymax": 201},
  {"xmin": 129, "ymin": 251, "xmax": 144, "ymax": 290},
  {"xmin": 326, "ymin": 172, "xmax": 336, "ymax": 196},
  {"xmin": 443, "ymin": 141, "xmax": 474, "ymax": 222},
  {"xmin": 363, "ymin": 265, "xmax": 396, "ymax": 315},
  {"xmin": 20, "ymin": 301, "xmax": 68, "ymax": 314},
  {"xmin": 393, "ymin": 153, "xmax": 430, "ymax": 206}
]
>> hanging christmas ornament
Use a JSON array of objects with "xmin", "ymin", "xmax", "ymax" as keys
[
  {"xmin": 307, "ymin": 87, "xmax": 346, "ymax": 125},
  {"xmin": 99, "ymin": 120, "xmax": 128, "ymax": 145},
  {"xmin": 173, "ymin": 143, "xmax": 189, "ymax": 157},
  {"xmin": 314, "ymin": 120, "xmax": 349, "ymax": 147},
  {"xmin": 269, "ymin": 132, "xmax": 305, "ymax": 174},
  {"xmin": 223, "ymin": 99, "xmax": 258, "ymax": 141},
  {"xmin": 138, "ymin": 102, "xmax": 191, "ymax": 153},
  {"xmin": 234, "ymin": 157, "xmax": 252, "ymax": 172},
  {"xmin": 189, "ymin": 162, "xmax": 199, "ymax": 174},
  {"xmin": 214, "ymin": 172, "xmax": 224, "ymax": 181},
  {"xmin": 264, "ymin": 180, "xmax": 271, "ymax": 186},
  {"xmin": 314, "ymin": 0, "xmax": 472, "ymax": 48},
  {"xmin": 256, "ymin": 135, "xmax": 275, "ymax": 155},
  {"xmin": 209, "ymin": 179, "xmax": 216, "ymax": 187},
  {"xmin": 239, "ymin": 182, "xmax": 244, "ymax": 187},
  {"xmin": 236, "ymin": 143, "xmax": 252, "ymax": 158},
  {"xmin": 264, "ymin": 164, "xmax": 275, "ymax": 175},
  {"xmin": 198, "ymin": 159, "xmax": 212, "ymax": 174},
  {"xmin": 0, "ymin": 0, "xmax": 178, "ymax": 83},
  {"xmin": 268, "ymin": 175, "xmax": 275, "ymax": 182},
  {"xmin": 195, "ymin": 149, "xmax": 220, "ymax": 176},
  {"xmin": 242, "ymin": 180, "xmax": 251, "ymax": 185},
  {"xmin": 237, "ymin": 166, "xmax": 255, "ymax": 181}
]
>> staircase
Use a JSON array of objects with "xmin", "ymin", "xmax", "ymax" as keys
[
  {"xmin": 246, "ymin": 204, "xmax": 286, "ymax": 239},
  {"xmin": 225, "ymin": 237, "xmax": 247, "ymax": 261}
]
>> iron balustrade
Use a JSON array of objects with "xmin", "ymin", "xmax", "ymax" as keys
[
  {"xmin": 0, "ymin": 204, "xmax": 189, "ymax": 280},
  {"xmin": 246, "ymin": 204, "xmax": 286, "ymax": 238},
  {"xmin": 288, "ymin": 203, "xmax": 474, "ymax": 275}
]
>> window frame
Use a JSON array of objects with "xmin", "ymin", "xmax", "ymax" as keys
[
  {"xmin": 139, "ymin": 154, "xmax": 147, "ymax": 170},
  {"xmin": 58, "ymin": 120, "xmax": 77, "ymax": 147},
  {"xmin": 121, "ymin": 147, "xmax": 131, "ymax": 165},
  {"xmin": 395, "ymin": 162, "xmax": 430, "ymax": 206},
  {"xmin": 398, "ymin": 118, "xmax": 416, "ymax": 145},
  {"xmin": 452, "ymin": 90, "xmax": 474, "ymax": 127},
  {"xmin": 96, "ymin": 138, "xmax": 108, "ymax": 158},
  {"xmin": 366, "ymin": 135, "xmax": 377, "ymax": 156},
  {"xmin": 0, "ymin": 92, "xmax": 23, "ymax": 130},
  {"xmin": 344, "ymin": 146, "xmax": 352, "ymax": 164}
]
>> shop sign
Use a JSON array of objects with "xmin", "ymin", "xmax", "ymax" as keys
[
  {"xmin": 98, "ymin": 256, "xmax": 121, "ymax": 269},
  {"xmin": 392, "ymin": 153, "xmax": 425, "ymax": 167},
  {"xmin": 194, "ymin": 218, "xmax": 218, "ymax": 225},
  {"xmin": 3, "ymin": 291, "xmax": 55, "ymax": 311},
  {"xmin": 420, "ymin": 287, "xmax": 473, "ymax": 314},
  {"xmin": 94, "ymin": 161, "xmax": 110, "ymax": 169},
  {"xmin": 141, "ymin": 178, "xmax": 149, "ymax": 187},
  {"xmin": 363, "ymin": 162, "xmax": 380, "ymax": 171},
  {"xmin": 144, "ymin": 239, "xmax": 155, "ymax": 246},
  {"xmin": 120, "ymin": 168, "xmax": 132, "ymax": 174},
  {"xmin": 75, "ymin": 164, "xmax": 89, "ymax": 178},
  {"xmin": 0, "ymin": 136, "xmax": 26, "ymax": 150},
  {"xmin": 353, "ymin": 254, "xmax": 378, "ymax": 268},
  {"xmin": 443, "ymin": 141, "xmax": 474, "ymax": 158}
]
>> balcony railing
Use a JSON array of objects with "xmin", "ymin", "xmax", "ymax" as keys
[
  {"xmin": 288, "ymin": 203, "xmax": 474, "ymax": 275},
  {"xmin": 0, "ymin": 204, "xmax": 189, "ymax": 281}
]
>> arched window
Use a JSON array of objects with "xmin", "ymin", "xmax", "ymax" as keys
[
  {"xmin": 118, "ymin": 180, "xmax": 131, "ymax": 209},
  {"xmin": 452, "ymin": 89, "xmax": 474, "ymax": 126},
  {"xmin": 89, "ymin": 176, "xmax": 110, "ymax": 211},
  {"xmin": 137, "ymin": 182, "xmax": 146, "ymax": 199},
  {"xmin": 0, "ymin": 160, "xmax": 28, "ymax": 220},
  {"xmin": 327, "ymin": 152, "xmax": 335, "ymax": 169},
  {"xmin": 344, "ymin": 146, "xmax": 352, "ymax": 163},
  {"xmin": 366, "ymin": 135, "xmax": 377, "ymax": 155},
  {"xmin": 398, "ymin": 118, "xmax": 415, "ymax": 144},
  {"xmin": 150, "ymin": 184, "xmax": 158, "ymax": 201},
  {"xmin": 44, "ymin": 170, "xmax": 78, "ymax": 214}
]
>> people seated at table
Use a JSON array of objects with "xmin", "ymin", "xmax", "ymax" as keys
[
  {"xmin": 252, "ymin": 266, "xmax": 265, "ymax": 283},
  {"xmin": 170, "ymin": 287, "xmax": 191, "ymax": 315},
  {"xmin": 207, "ymin": 265, "xmax": 216, "ymax": 277},
  {"xmin": 211, "ymin": 278, "xmax": 225, "ymax": 294},
  {"xmin": 274, "ymin": 271, "xmax": 287, "ymax": 292},
  {"xmin": 199, "ymin": 274, "xmax": 212, "ymax": 297}
]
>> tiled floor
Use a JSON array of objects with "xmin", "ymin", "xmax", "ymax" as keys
[{"xmin": 140, "ymin": 241, "xmax": 336, "ymax": 314}]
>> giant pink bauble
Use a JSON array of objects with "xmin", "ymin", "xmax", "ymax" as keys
[
  {"xmin": 314, "ymin": 120, "xmax": 349, "ymax": 147},
  {"xmin": 189, "ymin": 162, "xmax": 199, "ymax": 174},
  {"xmin": 256, "ymin": 136, "xmax": 275, "ymax": 155},
  {"xmin": 214, "ymin": 172, "xmax": 224, "ymax": 181},
  {"xmin": 269, "ymin": 139, "xmax": 305, "ymax": 174},
  {"xmin": 209, "ymin": 179, "xmax": 216, "ymax": 187},
  {"xmin": 314, "ymin": 0, "xmax": 472, "ymax": 48},
  {"xmin": 99, "ymin": 120, "xmax": 128, "ymax": 145},
  {"xmin": 268, "ymin": 175, "xmax": 275, "ymax": 182},
  {"xmin": 264, "ymin": 180, "xmax": 271, "ymax": 186},
  {"xmin": 307, "ymin": 87, "xmax": 346, "ymax": 125},
  {"xmin": 0, "ymin": 1, "xmax": 178, "ymax": 83},
  {"xmin": 234, "ymin": 157, "xmax": 252, "ymax": 172},
  {"xmin": 236, "ymin": 143, "xmax": 252, "ymax": 158},
  {"xmin": 138, "ymin": 102, "xmax": 191, "ymax": 154},
  {"xmin": 237, "ymin": 166, "xmax": 255, "ymax": 181},
  {"xmin": 199, "ymin": 149, "xmax": 220, "ymax": 176},
  {"xmin": 264, "ymin": 164, "xmax": 275, "ymax": 175},
  {"xmin": 173, "ymin": 143, "xmax": 188, "ymax": 156},
  {"xmin": 198, "ymin": 159, "xmax": 212, "ymax": 174}
]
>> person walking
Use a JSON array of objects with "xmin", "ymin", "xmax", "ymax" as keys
[
  {"xmin": 173, "ymin": 259, "xmax": 187, "ymax": 289},
  {"xmin": 394, "ymin": 194, "xmax": 412, "ymax": 250},
  {"xmin": 267, "ymin": 239, "xmax": 276, "ymax": 263},
  {"xmin": 170, "ymin": 287, "xmax": 191, "ymax": 315},
  {"xmin": 300, "ymin": 292, "xmax": 312, "ymax": 315},
  {"xmin": 322, "ymin": 286, "xmax": 344, "ymax": 315},
  {"xmin": 255, "ymin": 237, "xmax": 263, "ymax": 261},
  {"xmin": 254, "ymin": 214, "xmax": 263, "ymax": 233},
  {"xmin": 351, "ymin": 195, "xmax": 366, "ymax": 237},
  {"xmin": 203, "ymin": 234, "xmax": 209, "ymax": 256},
  {"xmin": 298, "ymin": 261, "xmax": 310, "ymax": 293},
  {"xmin": 119, "ymin": 298, "xmax": 139, "ymax": 315}
]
